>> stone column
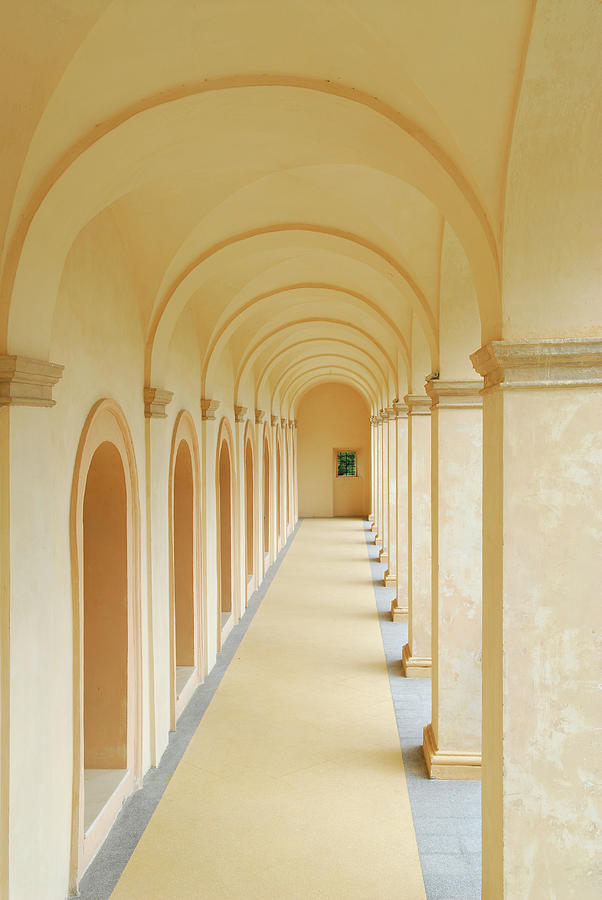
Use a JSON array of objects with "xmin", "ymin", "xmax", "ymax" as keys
[
  {"xmin": 402, "ymin": 394, "xmax": 431, "ymax": 677},
  {"xmin": 369, "ymin": 416, "xmax": 377, "ymax": 525},
  {"xmin": 471, "ymin": 340, "xmax": 602, "ymax": 899},
  {"xmin": 422, "ymin": 381, "xmax": 482, "ymax": 780},
  {"xmin": 384, "ymin": 408, "xmax": 396, "ymax": 586},
  {"xmin": 374, "ymin": 414, "xmax": 383, "ymax": 547},
  {"xmin": 378, "ymin": 409, "xmax": 389, "ymax": 563},
  {"xmin": 391, "ymin": 401, "xmax": 409, "ymax": 621}
]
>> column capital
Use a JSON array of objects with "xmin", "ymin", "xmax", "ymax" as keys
[
  {"xmin": 369, "ymin": 415, "xmax": 379, "ymax": 425},
  {"xmin": 255, "ymin": 408, "xmax": 265, "ymax": 423},
  {"xmin": 280, "ymin": 417, "xmax": 287, "ymax": 428},
  {"xmin": 425, "ymin": 379, "xmax": 483, "ymax": 409},
  {"xmin": 287, "ymin": 418, "xmax": 295, "ymax": 429},
  {"xmin": 234, "ymin": 405, "xmax": 247, "ymax": 423},
  {"xmin": 200, "ymin": 398, "xmax": 220, "ymax": 420},
  {"xmin": 144, "ymin": 387, "xmax": 174, "ymax": 419},
  {"xmin": 382, "ymin": 406, "xmax": 396, "ymax": 420},
  {"xmin": 270, "ymin": 414, "xmax": 279, "ymax": 427},
  {"xmin": 470, "ymin": 339, "xmax": 602, "ymax": 390},
  {"xmin": 0, "ymin": 355, "xmax": 64, "ymax": 408},
  {"xmin": 392, "ymin": 399, "xmax": 409, "ymax": 418},
  {"xmin": 404, "ymin": 394, "xmax": 431, "ymax": 415}
]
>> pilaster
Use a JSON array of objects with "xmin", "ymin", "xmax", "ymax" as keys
[
  {"xmin": 384, "ymin": 407, "xmax": 397, "ymax": 587},
  {"xmin": 378, "ymin": 409, "xmax": 390, "ymax": 563},
  {"xmin": 391, "ymin": 401, "xmax": 409, "ymax": 621},
  {"xmin": 471, "ymin": 339, "xmax": 602, "ymax": 897},
  {"xmin": 401, "ymin": 393, "xmax": 432, "ymax": 677},
  {"xmin": 422, "ymin": 379, "xmax": 483, "ymax": 779}
]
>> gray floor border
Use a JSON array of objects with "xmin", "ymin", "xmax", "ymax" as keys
[
  {"xmin": 77, "ymin": 522, "xmax": 301, "ymax": 900},
  {"xmin": 363, "ymin": 520, "xmax": 482, "ymax": 900}
]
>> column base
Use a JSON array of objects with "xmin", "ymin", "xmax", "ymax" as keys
[
  {"xmin": 401, "ymin": 643, "xmax": 431, "ymax": 677},
  {"xmin": 422, "ymin": 723, "xmax": 481, "ymax": 780},
  {"xmin": 383, "ymin": 569, "xmax": 396, "ymax": 588},
  {"xmin": 390, "ymin": 599, "xmax": 408, "ymax": 622},
  {"xmin": 378, "ymin": 548, "xmax": 388, "ymax": 563}
]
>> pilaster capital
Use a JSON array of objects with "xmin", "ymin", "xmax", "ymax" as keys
[
  {"xmin": 0, "ymin": 355, "xmax": 64, "ymax": 408},
  {"xmin": 392, "ymin": 399, "xmax": 409, "ymax": 419},
  {"xmin": 382, "ymin": 406, "xmax": 396, "ymax": 420},
  {"xmin": 234, "ymin": 405, "xmax": 247, "ymax": 423},
  {"xmin": 280, "ymin": 417, "xmax": 287, "ymax": 428},
  {"xmin": 143, "ymin": 387, "xmax": 174, "ymax": 419},
  {"xmin": 255, "ymin": 408, "xmax": 265, "ymax": 424},
  {"xmin": 287, "ymin": 418, "xmax": 295, "ymax": 429},
  {"xmin": 425, "ymin": 380, "xmax": 483, "ymax": 409},
  {"xmin": 470, "ymin": 339, "xmax": 602, "ymax": 390},
  {"xmin": 200, "ymin": 398, "xmax": 220, "ymax": 420},
  {"xmin": 270, "ymin": 414, "xmax": 279, "ymax": 427},
  {"xmin": 404, "ymin": 393, "xmax": 432, "ymax": 415},
  {"xmin": 369, "ymin": 415, "xmax": 379, "ymax": 426}
]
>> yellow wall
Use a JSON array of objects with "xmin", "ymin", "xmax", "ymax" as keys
[{"xmin": 297, "ymin": 383, "xmax": 370, "ymax": 518}]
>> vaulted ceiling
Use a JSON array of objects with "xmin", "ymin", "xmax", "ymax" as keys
[{"xmin": 1, "ymin": 0, "xmax": 535, "ymax": 414}]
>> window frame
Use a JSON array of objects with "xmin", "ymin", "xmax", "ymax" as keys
[{"xmin": 334, "ymin": 448, "xmax": 359, "ymax": 478}]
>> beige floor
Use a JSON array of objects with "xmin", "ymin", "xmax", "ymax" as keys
[{"xmin": 111, "ymin": 518, "xmax": 426, "ymax": 899}]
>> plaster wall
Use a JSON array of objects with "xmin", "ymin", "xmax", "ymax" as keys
[
  {"xmin": 297, "ymin": 383, "xmax": 370, "ymax": 518},
  {"xmin": 407, "ymin": 410, "xmax": 431, "ymax": 661},
  {"xmin": 483, "ymin": 386, "xmax": 602, "ymax": 898},
  {"xmin": 431, "ymin": 405, "xmax": 482, "ymax": 754}
]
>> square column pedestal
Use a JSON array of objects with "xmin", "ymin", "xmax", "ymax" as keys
[
  {"xmin": 472, "ymin": 340, "xmax": 602, "ymax": 899},
  {"xmin": 391, "ymin": 402, "xmax": 409, "ymax": 620},
  {"xmin": 401, "ymin": 394, "xmax": 432, "ymax": 677},
  {"xmin": 422, "ymin": 380, "xmax": 483, "ymax": 780}
]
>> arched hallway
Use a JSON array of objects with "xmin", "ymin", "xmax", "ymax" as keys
[
  {"xmin": 1, "ymin": 2, "xmax": 600, "ymax": 898},
  {"xmin": 80, "ymin": 518, "xmax": 481, "ymax": 900}
]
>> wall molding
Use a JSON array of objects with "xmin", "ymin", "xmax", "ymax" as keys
[
  {"xmin": 471, "ymin": 339, "xmax": 602, "ymax": 389},
  {"xmin": 425, "ymin": 379, "xmax": 483, "ymax": 408},
  {"xmin": 201, "ymin": 398, "xmax": 220, "ymax": 420},
  {"xmin": 143, "ymin": 387, "xmax": 174, "ymax": 419},
  {"xmin": 0, "ymin": 355, "xmax": 64, "ymax": 407}
]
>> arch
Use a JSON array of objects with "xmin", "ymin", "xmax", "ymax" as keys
[
  {"xmin": 168, "ymin": 411, "xmax": 202, "ymax": 728},
  {"xmin": 215, "ymin": 418, "xmax": 237, "ymax": 649},
  {"xmin": 255, "ymin": 335, "xmax": 389, "ymax": 407},
  {"xmin": 4, "ymin": 78, "xmax": 500, "ymax": 361},
  {"xmin": 285, "ymin": 366, "xmax": 379, "ymax": 411},
  {"xmin": 273, "ymin": 355, "xmax": 383, "ymax": 407},
  {"xmin": 201, "ymin": 280, "xmax": 413, "ymax": 389},
  {"xmin": 233, "ymin": 317, "xmax": 399, "ymax": 401},
  {"xmin": 69, "ymin": 400, "xmax": 141, "ymax": 891},
  {"xmin": 290, "ymin": 373, "xmax": 375, "ymax": 414}
]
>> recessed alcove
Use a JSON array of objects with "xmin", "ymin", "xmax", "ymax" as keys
[
  {"xmin": 82, "ymin": 441, "xmax": 128, "ymax": 833},
  {"xmin": 218, "ymin": 437, "xmax": 233, "ymax": 639},
  {"xmin": 173, "ymin": 440, "xmax": 195, "ymax": 704}
]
